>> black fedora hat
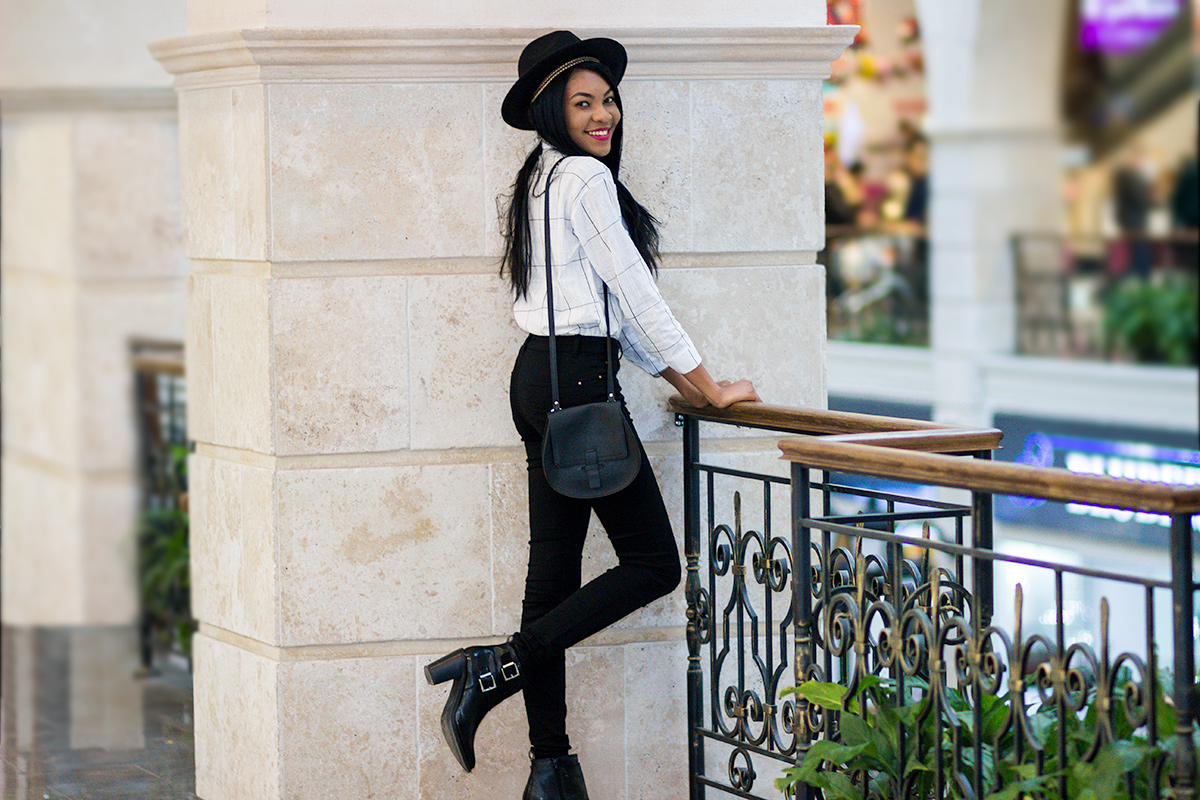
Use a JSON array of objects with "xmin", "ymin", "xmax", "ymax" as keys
[{"xmin": 502, "ymin": 31, "xmax": 627, "ymax": 131}]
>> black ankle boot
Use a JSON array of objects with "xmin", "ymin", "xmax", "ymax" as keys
[
  {"xmin": 523, "ymin": 754, "xmax": 589, "ymax": 800},
  {"xmin": 424, "ymin": 640, "xmax": 523, "ymax": 772}
]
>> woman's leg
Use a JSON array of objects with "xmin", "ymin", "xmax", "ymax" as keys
[
  {"xmin": 508, "ymin": 335, "xmax": 680, "ymax": 756},
  {"xmin": 517, "ymin": 441, "xmax": 680, "ymax": 658},
  {"xmin": 520, "ymin": 465, "xmax": 591, "ymax": 758}
]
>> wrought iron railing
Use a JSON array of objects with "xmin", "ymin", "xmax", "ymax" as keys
[
  {"xmin": 1012, "ymin": 231, "xmax": 1199, "ymax": 365},
  {"xmin": 673, "ymin": 399, "xmax": 1199, "ymax": 799}
]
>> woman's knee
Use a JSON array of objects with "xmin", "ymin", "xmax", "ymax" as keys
[{"xmin": 655, "ymin": 555, "xmax": 681, "ymax": 596}]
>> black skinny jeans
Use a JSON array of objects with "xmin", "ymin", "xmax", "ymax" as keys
[{"xmin": 509, "ymin": 334, "xmax": 681, "ymax": 758}]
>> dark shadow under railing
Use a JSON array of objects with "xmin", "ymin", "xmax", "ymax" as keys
[{"xmin": 672, "ymin": 399, "xmax": 1198, "ymax": 800}]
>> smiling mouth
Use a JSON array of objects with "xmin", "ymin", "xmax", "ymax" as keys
[{"xmin": 585, "ymin": 128, "xmax": 611, "ymax": 141}]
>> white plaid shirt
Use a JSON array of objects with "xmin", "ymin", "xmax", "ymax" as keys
[{"xmin": 512, "ymin": 147, "xmax": 702, "ymax": 376}]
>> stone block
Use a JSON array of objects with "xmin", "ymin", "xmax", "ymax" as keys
[
  {"xmin": 625, "ymin": 640, "xmax": 689, "ymax": 800},
  {"xmin": 189, "ymin": 454, "xmax": 279, "ymax": 644},
  {"xmin": 267, "ymin": 83, "xmax": 485, "ymax": 261},
  {"xmin": 0, "ymin": 116, "xmax": 75, "ymax": 276},
  {"xmin": 0, "ymin": 273, "xmax": 80, "ymax": 465},
  {"xmin": 272, "ymin": 276, "xmax": 408, "ymax": 455},
  {"xmin": 78, "ymin": 284, "xmax": 185, "ymax": 472},
  {"xmin": 193, "ymin": 634, "xmax": 281, "ymax": 800},
  {"xmin": 489, "ymin": 458, "xmax": 530, "ymax": 636},
  {"xmin": 0, "ymin": 459, "xmax": 84, "ymax": 625},
  {"xmin": 278, "ymin": 655, "xmax": 418, "ymax": 798},
  {"xmin": 179, "ymin": 86, "xmax": 268, "ymax": 261},
  {"xmin": 566, "ymin": 645, "xmax": 627, "ymax": 798},
  {"xmin": 79, "ymin": 479, "xmax": 140, "ymax": 625},
  {"xmin": 624, "ymin": 264, "xmax": 826, "ymax": 441},
  {"xmin": 482, "ymin": 83, "xmax": 539, "ymax": 260},
  {"xmin": 186, "ymin": 275, "xmax": 215, "ymax": 444},
  {"xmin": 0, "ymin": 457, "xmax": 139, "ymax": 626},
  {"xmin": 187, "ymin": 274, "xmax": 273, "ymax": 453},
  {"xmin": 620, "ymin": 80, "xmax": 693, "ymax": 254},
  {"xmin": 275, "ymin": 463, "xmax": 493, "ymax": 646},
  {"xmin": 407, "ymin": 273, "xmax": 526, "ymax": 451},
  {"xmin": 692, "ymin": 81, "xmax": 823, "ymax": 253},
  {"xmin": 75, "ymin": 114, "xmax": 184, "ymax": 280}
]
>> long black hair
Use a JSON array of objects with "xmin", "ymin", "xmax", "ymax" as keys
[{"xmin": 500, "ymin": 62, "xmax": 661, "ymax": 298}]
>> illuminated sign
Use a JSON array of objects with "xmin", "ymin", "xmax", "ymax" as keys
[
  {"xmin": 1080, "ymin": 0, "xmax": 1182, "ymax": 53},
  {"xmin": 995, "ymin": 414, "xmax": 1200, "ymax": 543}
]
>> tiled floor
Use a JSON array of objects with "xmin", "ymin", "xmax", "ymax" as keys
[{"xmin": 1, "ymin": 627, "xmax": 197, "ymax": 800}]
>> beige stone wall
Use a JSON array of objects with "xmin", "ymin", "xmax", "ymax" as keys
[
  {"xmin": 1, "ymin": 0, "xmax": 188, "ymax": 624},
  {"xmin": 153, "ymin": 17, "xmax": 845, "ymax": 799}
]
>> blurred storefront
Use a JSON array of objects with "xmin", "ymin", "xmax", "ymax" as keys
[{"xmin": 825, "ymin": 0, "xmax": 1198, "ymax": 639}]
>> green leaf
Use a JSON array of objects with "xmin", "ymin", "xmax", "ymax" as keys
[
  {"xmin": 836, "ymin": 713, "xmax": 873, "ymax": 748},
  {"xmin": 791, "ymin": 681, "xmax": 851, "ymax": 712},
  {"xmin": 801, "ymin": 739, "xmax": 870, "ymax": 769}
]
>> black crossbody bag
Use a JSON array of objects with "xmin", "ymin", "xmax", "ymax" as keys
[{"xmin": 539, "ymin": 159, "xmax": 641, "ymax": 499}]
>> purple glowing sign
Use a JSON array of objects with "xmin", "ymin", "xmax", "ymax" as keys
[{"xmin": 1080, "ymin": 0, "xmax": 1182, "ymax": 53}]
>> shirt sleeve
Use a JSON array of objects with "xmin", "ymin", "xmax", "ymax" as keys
[{"xmin": 565, "ymin": 161, "xmax": 703, "ymax": 376}]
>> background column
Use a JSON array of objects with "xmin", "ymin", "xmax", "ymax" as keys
[
  {"xmin": 917, "ymin": 0, "xmax": 1068, "ymax": 426},
  {"xmin": 153, "ymin": 6, "xmax": 849, "ymax": 798},
  {"xmin": 1, "ymin": 0, "xmax": 187, "ymax": 626}
]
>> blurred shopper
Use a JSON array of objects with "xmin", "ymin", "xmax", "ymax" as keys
[
  {"xmin": 1171, "ymin": 155, "xmax": 1198, "ymax": 232},
  {"xmin": 1113, "ymin": 148, "xmax": 1154, "ymax": 278},
  {"xmin": 1170, "ymin": 154, "xmax": 1198, "ymax": 268},
  {"xmin": 901, "ymin": 136, "xmax": 929, "ymax": 232},
  {"xmin": 825, "ymin": 149, "xmax": 865, "ymax": 228}
]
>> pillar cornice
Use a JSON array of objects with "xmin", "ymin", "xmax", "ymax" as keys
[{"xmin": 150, "ymin": 25, "xmax": 858, "ymax": 89}]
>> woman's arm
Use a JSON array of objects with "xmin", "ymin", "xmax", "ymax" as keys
[{"xmin": 661, "ymin": 365, "xmax": 760, "ymax": 409}]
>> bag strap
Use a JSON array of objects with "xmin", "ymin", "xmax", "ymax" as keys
[{"xmin": 542, "ymin": 157, "xmax": 615, "ymax": 411}]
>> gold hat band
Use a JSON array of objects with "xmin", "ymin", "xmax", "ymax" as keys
[{"xmin": 530, "ymin": 57, "xmax": 602, "ymax": 106}]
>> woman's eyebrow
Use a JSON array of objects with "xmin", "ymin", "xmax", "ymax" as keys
[{"xmin": 568, "ymin": 89, "xmax": 614, "ymax": 101}]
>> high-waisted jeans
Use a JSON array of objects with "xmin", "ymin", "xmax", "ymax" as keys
[{"xmin": 508, "ymin": 334, "xmax": 681, "ymax": 758}]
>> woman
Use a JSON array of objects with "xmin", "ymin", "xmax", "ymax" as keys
[{"xmin": 426, "ymin": 31, "xmax": 760, "ymax": 799}]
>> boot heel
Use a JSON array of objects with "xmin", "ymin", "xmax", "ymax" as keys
[{"xmin": 425, "ymin": 650, "xmax": 467, "ymax": 685}]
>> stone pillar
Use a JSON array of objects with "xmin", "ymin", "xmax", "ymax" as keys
[
  {"xmin": 917, "ymin": 0, "xmax": 1067, "ymax": 426},
  {"xmin": 152, "ymin": 7, "xmax": 849, "ymax": 797},
  {"xmin": 0, "ymin": 0, "xmax": 187, "ymax": 625}
]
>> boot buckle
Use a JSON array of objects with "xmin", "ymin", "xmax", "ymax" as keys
[
  {"xmin": 479, "ymin": 672, "xmax": 497, "ymax": 692},
  {"xmin": 501, "ymin": 661, "xmax": 520, "ymax": 681}
]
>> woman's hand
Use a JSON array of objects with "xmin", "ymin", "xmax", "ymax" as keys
[
  {"xmin": 682, "ymin": 364, "xmax": 762, "ymax": 409},
  {"xmin": 711, "ymin": 378, "xmax": 760, "ymax": 408}
]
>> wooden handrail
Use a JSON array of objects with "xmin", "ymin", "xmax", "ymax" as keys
[
  {"xmin": 668, "ymin": 397, "xmax": 1002, "ymax": 451},
  {"xmin": 778, "ymin": 435, "xmax": 1200, "ymax": 515}
]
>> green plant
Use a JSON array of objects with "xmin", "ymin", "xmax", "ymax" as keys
[
  {"xmin": 778, "ymin": 671, "xmax": 1179, "ymax": 800},
  {"xmin": 138, "ymin": 443, "xmax": 194, "ymax": 658},
  {"xmin": 138, "ymin": 505, "xmax": 193, "ymax": 657},
  {"xmin": 1103, "ymin": 274, "xmax": 1199, "ymax": 366}
]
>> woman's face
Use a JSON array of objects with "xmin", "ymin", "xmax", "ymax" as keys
[{"xmin": 563, "ymin": 68, "xmax": 620, "ymax": 158}]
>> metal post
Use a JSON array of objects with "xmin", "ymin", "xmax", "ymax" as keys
[
  {"xmin": 1170, "ymin": 512, "xmax": 1196, "ymax": 800},
  {"xmin": 971, "ymin": 451, "xmax": 994, "ymax": 629},
  {"xmin": 682, "ymin": 415, "xmax": 706, "ymax": 800},
  {"xmin": 792, "ymin": 462, "xmax": 814, "ymax": 800}
]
